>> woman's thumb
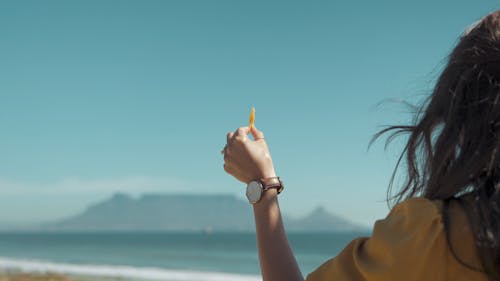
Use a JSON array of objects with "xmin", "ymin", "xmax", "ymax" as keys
[{"xmin": 251, "ymin": 126, "xmax": 265, "ymax": 140}]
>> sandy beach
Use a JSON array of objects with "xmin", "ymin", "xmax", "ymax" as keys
[{"xmin": 0, "ymin": 271, "xmax": 119, "ymax": 281}]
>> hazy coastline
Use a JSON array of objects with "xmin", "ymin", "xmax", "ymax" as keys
[{"xmin": 0, "ymin": 232, "xmax": 367, "ymax": 280}]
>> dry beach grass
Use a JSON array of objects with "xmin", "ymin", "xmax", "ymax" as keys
[{"xmin": 0, "ymin": 272, "xmax": 122, "ymax": 281}]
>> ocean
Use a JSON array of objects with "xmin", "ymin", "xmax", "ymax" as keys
[{"xmin": 0, "ymin": 232, "xmax": 368, "ymax": 281}]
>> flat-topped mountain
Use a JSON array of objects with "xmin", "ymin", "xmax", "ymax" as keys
[{"xmin": 44, "ymin": 193, "xmax": 366, "ymax": 232}]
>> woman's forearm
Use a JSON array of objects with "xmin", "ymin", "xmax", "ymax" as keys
[
  {"xmin": 253, "ymin": 188, "xmax": 304, "ymax": 281},
  {"xmin": 221, "ymin": 125, "xmax": 302, "ymax": 280}
]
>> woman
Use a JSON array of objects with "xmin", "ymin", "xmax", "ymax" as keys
[{"xmin": 222, "ymin": 10, "xmax": 500, "ymax": 281}]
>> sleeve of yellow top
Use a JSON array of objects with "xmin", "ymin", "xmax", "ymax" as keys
[{"xmin": 305, "ymin": 198, "xmax": 447, "ymax": 281}]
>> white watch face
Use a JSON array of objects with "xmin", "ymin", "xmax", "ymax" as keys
[{"xmin": 246, "ymin": 181, "xmax": 262, "ymax": 204}]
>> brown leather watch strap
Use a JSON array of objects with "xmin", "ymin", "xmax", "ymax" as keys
[{"xmin": 259, "ymin": 177, "xmax": 284, "ymax": 194}]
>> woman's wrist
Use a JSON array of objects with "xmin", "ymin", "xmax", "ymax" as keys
[
  {"xmin": 252, "ymin": 188, "xmax": 279, "ymax": 212},
  {"xmin": 259, "ymin": 168, "xmax": 277, "ymax": 179}
]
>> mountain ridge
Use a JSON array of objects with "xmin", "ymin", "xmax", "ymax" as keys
[{"xmin": 44, "ymin": 193, "xmax": 368, "ymax": 233}]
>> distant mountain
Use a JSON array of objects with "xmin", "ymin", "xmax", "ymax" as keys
[
  {"xmin": 285, "ymin": 206, "xmax": 363, "ymax": 232},
  {"xmin": 44, "ymin": 193, "xmax": 366, "ymax": 232}
]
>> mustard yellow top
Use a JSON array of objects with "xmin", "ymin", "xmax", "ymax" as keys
[{"xmin": 306, "ymin": 197, "xmax": 487, "ymax": 281}]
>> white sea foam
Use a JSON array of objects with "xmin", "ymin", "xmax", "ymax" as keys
[{"xmin": 0, "ymin": 257, "xmax": 262, "ymax": 281}]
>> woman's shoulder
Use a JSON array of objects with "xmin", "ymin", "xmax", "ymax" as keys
[
  {"xmin": 384, "ymin": 196, "xmax": 476, "ymax": 250},
  {"xmin": 389, "ymin": 197, "xmax": 443, "ymax": 219},
  {"xmin": 375, "ymin": 197, "xmax": 444, "ymax": 240},
  {"xmin": 388, "ymin": 196, "xmax": 476, "ymax": 244},
  {"xmin": 367, "ymin": 197, "xmax": 446, "ymax": 257},
  {"xmin": 369, "ymin": 196, "xmax": 484, "ymax": 280},
  {"xmin": 306, "ymin": 197, "xmax": 449, "ymax": 281},
  {"xmin": 306, "ymin": 196, "xmax": 486, "ymax": 281}
]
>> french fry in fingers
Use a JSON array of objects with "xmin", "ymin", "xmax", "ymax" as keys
[{"xmin": 249, "ymin": 107, "xmax": 255, "ymax": 129}]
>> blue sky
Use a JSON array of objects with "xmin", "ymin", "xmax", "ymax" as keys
[{"xmin": 0, "ymin": 0, "xmax": 497, "ymax": 227}]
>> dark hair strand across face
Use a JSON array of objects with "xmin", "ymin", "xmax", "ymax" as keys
[{"xmin": 371, "ymin": 10, "xmax": 500, "ymax": 281}]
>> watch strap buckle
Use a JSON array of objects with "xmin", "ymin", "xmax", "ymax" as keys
[{"xmin": 259, "ymin": 177, "xmax": 284, "ymax": 194}]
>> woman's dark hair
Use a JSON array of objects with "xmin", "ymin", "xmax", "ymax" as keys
[{"xmin": 371, "ymin": 10, "xmax": 500, "ymax": 280}]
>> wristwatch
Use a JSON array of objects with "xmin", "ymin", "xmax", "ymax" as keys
[{"xmin": 246, "ymin": 177, "xmax": 284, "ymax": 204}]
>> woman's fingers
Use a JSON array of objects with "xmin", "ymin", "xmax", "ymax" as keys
[
  {"xmin": 223, "ymin": 163, "xmax": 233, "ymax": 174},
  {"xmin": 233, "ymin": 126, "xmax": 251, "ymax": 141},
  {"xmin": 223, "ymin": 125, "xmax": 274, "ymax": 183},
  {"xmin": 227, "ymin": 132, "xmax": 234, "ymax": 143},
  {"xmin": 227, "ymin": 126, "xmax": 264, "ymax": 145},
  {"xmin": 235, "ymin": 126, "xmax": 250, "ymax": 135},
  {"xmin": 251, "ymin": 126, "xmax": 265, "ymax": 140}
]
